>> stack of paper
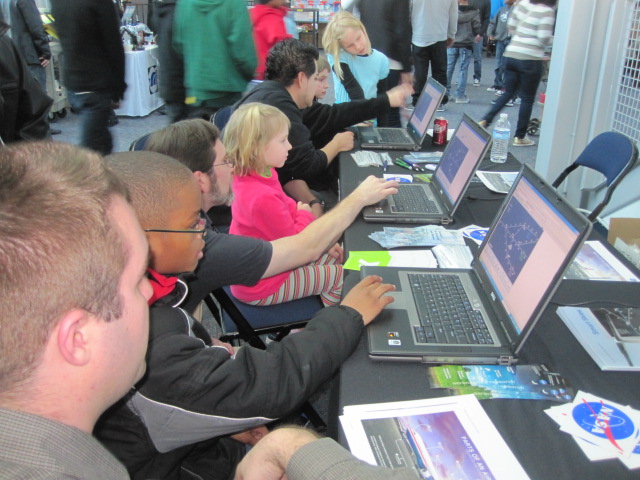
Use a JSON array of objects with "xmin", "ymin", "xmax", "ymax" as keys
[
  {"xmin": 369, "ymin": 225, "xmax": 465, "ymax": 249},
  {"xmin": 427, "ymin": 364, "xmax": 574, "ymax": 401},
  {"xmin": 546, "ymin": 391, "xmax": 640, "ymax": 469},
  {"xmin": 341, "ymin": 395, "xmax": 530, "ymax": 479}
]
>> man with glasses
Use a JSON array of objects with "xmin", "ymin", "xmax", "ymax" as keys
[{"xmin": 144, "ymin": 118, "xmax": 401, "ymax": 314}]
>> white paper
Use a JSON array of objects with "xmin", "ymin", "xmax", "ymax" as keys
[
  {"xmin": 341, "ymin": 395, "xmax": 530, "ymax": 479},
  {"xmin": 475, "ymin": 171, "xmax": 519, "ymax": 194}
]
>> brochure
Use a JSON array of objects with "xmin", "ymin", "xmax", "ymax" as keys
[
  {"xmin": 564, "ymin": 240, "xmax": 640, "ymax": 282},
  {"xmin": 427, "ymin": 364, "xmax": 574, "ymax": 402},
  {"xmin": 341, "ymin": 395, "xmax": 530, "ymax": 479},
  {"xmin": 475, "ymin": 171, "xmax": 518, "ymax": 194},
  {"xmin": 545, "ymin": 391, "xmax": 640, "ymax": 469},
  {"xmin": 557, "ymin": 306, "xmax": 640, "ymax": 371},
  {"xmin": 344, "ymin": 250, "xmax": 437, "ymax": 271}
]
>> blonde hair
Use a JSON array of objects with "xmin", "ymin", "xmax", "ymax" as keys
[
  {"xmin": 321, "ymin": 10, "xmax": 372, "ymax": 80},
  {"xmin": 223, "ymin": 103, "xmax": 291, "ymax": 177},
  {"xmin": 316, "ymin": 55, "xmax": 330, "ymax": 74}
]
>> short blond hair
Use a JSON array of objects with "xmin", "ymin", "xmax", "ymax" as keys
[
  {"xmin": 316, "ymin": 55, "xmax": 330, "ymax": 74},
  {"xmin": 0, "ymin": 142, "xmax": 129, "ymax": 393},
  {"xmin": 223, "ymin": 103, "xmax": 290, "ymax": 177},
  {"xmin": 321, "ymin": 10, "xmax": 372, "ymax": 80}
]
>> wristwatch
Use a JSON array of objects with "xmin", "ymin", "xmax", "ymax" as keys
[{"xmin": 309, "ymin": 199, "xmax": 325, "ymax": 209}]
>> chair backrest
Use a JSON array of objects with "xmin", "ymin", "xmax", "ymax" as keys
[
  {"xmin": 211, "ymin": 105, "xmax": 233, "ymax": 131},
  {"xmin": 552, "ymin": 131, "xmax": 639, "ymax": 221},
  {"xmin": 130, "ymin": 132, "xmax": 152, "ymax": 151}
]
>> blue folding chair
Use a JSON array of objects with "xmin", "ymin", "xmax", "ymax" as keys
[
  {"xmin": 205, "ymin": 287, "xmax": 323, "ymax": 349},
  {"xmin": 552, "ymin": 131, "xmax": 638, "ymax": 222}
]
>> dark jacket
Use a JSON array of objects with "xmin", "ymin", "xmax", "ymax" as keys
[
  {"xmin": 95, "ymin": 276, "xmax": 365, "ymax": 479},
  {"xmin": 148, "ymin": 0, "xmax": 184, "ymax": 103},
  {"xmin": 0, "ymin": 0, "xmax": 50, "ymax": 65},
  {"xmin": 468, "ymin": 0, "xmax": 491, "ymax": 35},
  {"xmin": 451, "ymin": 5, "xmax": 481, "ymax": 49},
  {"xmin": 0, "ymin": 20, "xmax": 51, "ymax": 143},
  {"xmin": 50, "ymin": 0, "xmax": 126, "ymax": 100},
  {"xmin": 356, "ymin": 0, "xmax": 412, "ymax": 72},
  {"xmin": 232, "ymin": 80, "xmax": 390, "ymax": 190}
]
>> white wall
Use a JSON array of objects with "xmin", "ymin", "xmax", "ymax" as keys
[{"xmin": 534, "ymin": 0, "xmax": 639, "ymax": 225}]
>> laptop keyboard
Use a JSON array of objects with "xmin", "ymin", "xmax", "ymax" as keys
[
  {"xmin": 378, "ymin": 128, "xmax": 411, "ymax": 144},
  {"xmin": 393, "ymin": 185, "xmax": 438, "ymax": 213},
  {"xmin": 408, "ymin": 273, "xmax": 494, "ymax": 345}
]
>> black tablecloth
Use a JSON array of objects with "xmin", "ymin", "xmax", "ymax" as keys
[{"xmin": 331, "ymin": 147, "xmax": 640, "ymax": 480}]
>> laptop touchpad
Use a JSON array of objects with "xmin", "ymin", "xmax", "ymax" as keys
[{"xmin": 383, "ymin": 291, "xmax": 408, "ymax": 309}]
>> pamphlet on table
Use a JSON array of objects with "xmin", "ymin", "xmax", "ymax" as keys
[
  {"xmin": 344, "ymin": 250, "xmax": 437, "ymax": 271},
  {"xmin": 545, "ymin": 391, "xmax": 640, "ymax": 469},
  {"xmin": 341, "ymin": 395, "xmax": 530, "ymax": 479},
  {"xmin": 564, "ymin": 240, "xmax": 640, "ymax": 281},
  {"xmin": 427, "ymin": 364, "xmax": 574, "ymax": 401},
  {"xmin": 369, "ymin": 225, "xmax": 466, "ymax": 249},
  {"xmin": 557, "ymin": 306, "xmax": 640, "ymax": 371},
  {"xmin": 475, "ymin": 171, "xmax": 519, "ymax": 194}
]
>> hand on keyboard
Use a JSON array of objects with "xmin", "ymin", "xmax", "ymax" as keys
[{"xmin": 341, "ymin": 275, "xmax": 396, "ymax": 326}]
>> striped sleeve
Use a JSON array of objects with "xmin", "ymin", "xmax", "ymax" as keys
[{"xmin": 506, "ymin": 2, "xmax": 555, "ymax": 60}]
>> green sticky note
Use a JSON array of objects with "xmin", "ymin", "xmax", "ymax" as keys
[{"xmin": 344, "ymin": 251, "xmax": 393, "ymax": 271}]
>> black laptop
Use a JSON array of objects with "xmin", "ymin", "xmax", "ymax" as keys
[
  {"xmin": 362, "ymin": 165, "xmax": 592, "ymax": 364},
  {"xmin": 362, "ymin": 114, "xmax": 492, "ymax": 224},
  {"xmin": 357, "ymin": 77, "xmax": 445, "ymax": 151}
]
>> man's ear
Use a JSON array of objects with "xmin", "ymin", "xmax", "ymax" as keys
[
  {"xmin": 193, "ymin": 171, "xmax": 210, "ymax": 195},
  {"xmin": 56, "ymin": 310, "xmax": 93, "ymax": 367},
  {"xmin": 295, "ymin": 71, "xmax": 306, "ymax": 89}
]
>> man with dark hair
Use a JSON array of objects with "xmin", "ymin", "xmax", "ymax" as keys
[
  {"xmin": 231, "ymin": 38, "xmax": 412, "ymax": 201},
  {"xmin": 51, "ymin": 0, "xmax": 125, "ymax": 155},
  {"xmin": 0, "ymin": 141, "xmax": 152, "ymax": 478},
  {"xmin": 0, "ymin": 18, "xmax": 51, "ymax": 143}
]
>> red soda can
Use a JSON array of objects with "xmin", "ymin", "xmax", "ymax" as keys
[{"xmin": 433, "ymin": 117, "xmax": 448, "ymax": 146}]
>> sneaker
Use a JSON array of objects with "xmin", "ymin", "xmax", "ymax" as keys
[
  {"xmin": 513, "ymin": 136, "xmax": 535, "ymax": 147},
  {"xmin": 436, "ymin": 105, "xmax": 446, "ymax": 112},
  {"xmin": 473, "ymin": 79, "xmax": 480, "ymax": 87},
  {"xmin": 455, "ymin": 96, "xmax": 470, "ymax": 104},
  {"xmin": 505, "ymin": 99, "xmax": 514, "ymax": 107},
  {"xmin": 514, "ymin": 97, "xmax": 521, "ymax": 105},
  {"xmin": 487, "ymin": 86, "xmax": 500, "ymax": 92}
]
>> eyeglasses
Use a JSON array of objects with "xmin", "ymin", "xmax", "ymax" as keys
[
  {"xmin": 144, "ymin": 216, "xmax": 207, "ymax": 238},
  {"xmin": 212, "ymin": 157, "xmax": 235, "ymax": 168}
]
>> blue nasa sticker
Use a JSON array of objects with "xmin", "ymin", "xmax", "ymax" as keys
[{"xmin": 572, "ymin": 401, "xmax": 636, "ymax": 440}]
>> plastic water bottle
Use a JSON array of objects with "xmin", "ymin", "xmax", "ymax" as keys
[{"xmin": 490, "ymin": 113, "xmax": 511, "ymax": 163}]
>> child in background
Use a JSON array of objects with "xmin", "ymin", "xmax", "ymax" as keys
[
  {"xmin": 446, "ymin": 0, "xmax": 481, "ymax": 104},
  {"xmin": 315, "ymin": 55, "xmax": 331, "ymax": 101},
  {"xmin": 250, "ymin": 0, "xmax": 292, "ymax": 80},
  {"xmin": 321, "ymin": 10, "xmax": 389, "ymax": 107},
  {"xmin": 226, "ymin": 103, "xmax": 343, "ymax": 307}
]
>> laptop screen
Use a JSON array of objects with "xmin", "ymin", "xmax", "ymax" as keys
[
  {"xmin": 407, "ymin": 78, "xmax": 444, "ymax": 140},
  {"xmin": 433, "ymin": 116, "xmax": 490, "ymax": 204},
  {"xmin": 478, "ymin": 175, "xmax": 582, "ymax": 334}
]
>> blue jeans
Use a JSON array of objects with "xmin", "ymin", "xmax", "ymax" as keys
[
  {"xmin": 412, "ymin": 40, "xmax": 449, "ymax": 105},
  {"xmin": 472, "ymin": 41, "xmax": 483, "ymax": 81},
  {"xmin": 482, "ymin": 58, "xmax": 543, "ymax": 139},
  {"xmin": 446, "ymin": 47, "xmax": 472, "ymax": 99},
  {"xmin": 68, "ymin": 91, "xmax": 114, "ymax": 155},
  {"xmin": 492, "ymin": 40, "xmax": 507, "ymax": 89}
]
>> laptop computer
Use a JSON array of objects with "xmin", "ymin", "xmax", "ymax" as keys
[
  {"xmin": 362, "ymin": 113, "xmax": 492, "ymax": 224},
  {"xmin": 357, "ymin": 77, "xmax": 445, "ymax": 151},
  {"xmin": 362, "ymin": 165, "xmax": 592, "ymax": 364}
]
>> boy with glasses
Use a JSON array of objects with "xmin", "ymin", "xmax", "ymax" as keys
[{"xmin": 96, "ymin": 151, "xmax": 397, "ymax": 480}]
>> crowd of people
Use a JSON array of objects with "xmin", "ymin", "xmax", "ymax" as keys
[{"xmin": 0, "ymin": 0, "xmax": 555, "ymax": 479}]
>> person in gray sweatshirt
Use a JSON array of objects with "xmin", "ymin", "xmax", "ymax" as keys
[{"xmin": 487, "ymin": 0, "xmax": 515, "ymax": 92}]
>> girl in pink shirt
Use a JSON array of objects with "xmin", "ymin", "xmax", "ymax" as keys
[{"xmin": 225, "ymin": 103, "xmax": 343, "ymax": 306}]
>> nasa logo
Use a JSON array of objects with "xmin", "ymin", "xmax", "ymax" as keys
[
  {"xmin": 572, "ymin": 401, "xmax": 635, "ymax": 445},
  {"xmin": 148, "ymin": 65, "xmax": 158, "ymax": 94}
]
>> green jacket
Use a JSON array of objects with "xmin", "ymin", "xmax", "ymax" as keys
[{"xmin": 173, "ymin": 0, "xmax": 256, "ymax": 106}]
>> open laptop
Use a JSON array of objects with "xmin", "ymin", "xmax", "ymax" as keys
[
  {"xmin": 362, "ymin": 113, "xmax": 492, "ymax": 224},
  {"xmin": 357, "ymin": 77, "xmax": 445, "ymax": 151},
  {"xmin": 362, "ymin": 165, "xmax": 592, "ymax": 364}
]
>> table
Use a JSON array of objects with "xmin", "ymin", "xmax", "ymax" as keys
[
  {"xmin": 332, "ymin": 146, "xmax": 640, "ymax": 479},
  {"xmin": 115, "ymin": 45, "xmax": 163, "ymax": 117}
]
